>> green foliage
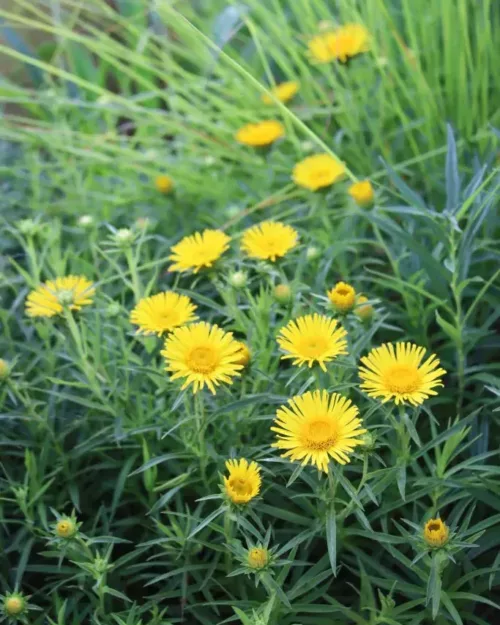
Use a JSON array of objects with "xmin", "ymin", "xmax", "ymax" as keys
[{"xmin": 1, "ymin": 1, "xmax": 500, "ymax": 624}]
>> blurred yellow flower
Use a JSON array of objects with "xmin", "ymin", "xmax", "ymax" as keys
[
  {"xmin": 25, "ymin": 276, "xmax": 95, "ymax": 318},
  {"xmin": 247, "ymin": 547, "xmax": 269, "ymax": 568},
  {"xmin": 359, "ymin": 342, "xmax": 447, "ymax": 406},
  {"xmin": 277, "ymin": 313, "xmax": 348, "ymax": 371},
  {"xmin": 235, "ymin": 120, "xmax": 285, "ymax": 146},
  {"xmin": 272, "ymin": 390, "xmax": 366, "ymax": 472},
  {"xmin": 224, "ymin": 458, "xmax": 261, "ymax": 504},
  {"xmin": 327, "ymin": 281, "xmax": 356, "ymax": 312},
  {"xmin": 168, "ymin": 229, "xmax": 230, "ymax": 274},
  {"xmin": 55, "ymin": 518, "xmax": 77, "ymax": 539},
  {"xmin": 262, "ymin": 81, "xmax": 299, "ymax": 104},
  {"xmin": 423, "ymin": 518, "xmax": 449, "ymax": 548},
  {"xmin": 161, "ymin": 322, "xmax": 243, "ymax": 394},
  {"xmin": 309, "ymin": 23, "xmax": 370, "ymax": 63},
  {"xmin": 155, "ymin": 174, "xmax": 174, "ymax": 194},
  {"xmin": 348, "ymin": 180, "xmax": 374, "ymax": 206},
  {"xmin": 235, "ymin": 341, "xmax": 251, "ymax": 367},
  {"xmin": 293, "ymin": 154, "xmax": 346, "ymax": 191},
  {"xmin": 241, "ymin": 221, "xmax": 298, "ymax": 262},
  {"xmin": 355, "ymin": 295, "xmax": 374, "ymax": 321},
  {"xmin": 130, "ymin": 292, "xmax": 197, "ymax": 336}
]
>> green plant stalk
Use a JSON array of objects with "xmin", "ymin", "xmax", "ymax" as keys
[
  {"xmin": 124, "ymin": 246, "xmax": 142, "ymax": 301},
  {"xmin": 63, "ymin": 308, "xmax": 102, "ymax": 398}
]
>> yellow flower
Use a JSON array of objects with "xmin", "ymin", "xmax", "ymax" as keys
[
  {"xmin": 348, "ymin": 180, "xmax": 374, "ymax": 206},
  {"xmin": 235, "ymin": 120, "xmax": 285, "ymax": 147},
  {"xmin": 168, "ymin": 229, "xmax": 230, "ymax": 274},
  {"xmin": 155, "ymin": 174, "xmax": 174, "ymax": 194},
  {"xmin": 277, "ymin": 313, "xmax": 348, "ymax": 371},
  {"xmin": 247, "ymin": 547, "xmax": 269, "ymax": 569},
  {"xmin": 355, "ymin": 295, "xmax": 374, "ymax": 321},
  {"xmin": 130, "ymin": 292, "xmax": 197, "ymax": 336},
  {"xmin": 293, "ymin": 154, "xmax": 346, "ymax": 191},
  {"xmin": 235, "ymin": 341, "xmax": 251, "ymax": 367},
  {"xmin": 262, "ymin": 81, "xmax": 299, "ymax": 104},
  {"xmin": 223, "ymin": 458, "xmax": 261, "ymax": 504},
  {"xmin": 4, "ymin": 595, "xmax": 26, "ymax": 616},
  {"xmin": 55, "ymin": 518, "xmax": 77, "ymax": 539},
  {"xmin": 423, "ymin": 518, "xmax": 449, "ymax": 548},
  {"xmin": 25, "ymin": 276, "xmax": 95, "ymax": 318},
  {"xmin": 327, "ymin": 281, "xmax": 356, "ymax": 313},
  {"xmin": 161, "ymin": 322, "xmax": 243, "ymax": 394},
  {"xmin": 272, "ymin": 390, "xmax": 366, "ymax": 472},
  {"xmin": 308, "ymin": 23, "xmax": 370, "ymax": 63},
  {"xmin": 241, "ymin": 221, "xmax": 298, "ymax": 262},
  {"xmin": 359, "ymin": 342, "xmax": 447, "ymax": 406}
]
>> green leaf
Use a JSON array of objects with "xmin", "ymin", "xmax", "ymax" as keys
[
  {"xmin": 435, "ymin": 310, "xmax": 460, "ymax": 343},
  {"xmin": 325, "ymin": 505, "xmax": 337, "ymax": 575}
]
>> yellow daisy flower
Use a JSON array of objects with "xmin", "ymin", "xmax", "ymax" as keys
[
  {"xmin": 358, "ymin": 342, "xmax": 447, "ymax": 406},
  {"xmin": 235, "ymin": 341, "xmax": 252, "ymax": 367},
  {"xmin": 241, "ymin": 221, "xmax": 298, "ymax": 262},
  {"xmin": 155, "ymin": 174, "xmax": 174, "ymax": 194},
  {"xmin": 308, "ymin": 23, "xmax": 370, "ymax": 63},
  {"xmin": 247, "ymin": 546, "xmax": 269, "ymax": 569},
  {"xmin": 130, "ymin": 292, "xmax": 197, "ymax": 336},
  {"xmin": 223, "ymin": 458, "xmax": 261, "ymax": 504},
  {"xmin": 293, "ymin": 154, "xmax": 346, "ymax": 191},
  {"xmin": 423, "ymin": 518, "xmax": 449, "ymax": 548},
  {"xmin": 25, "ymin": 275, "xmax": 95, "ymax": 318},
  {"xmin": 272, "ymin": 390, "xmax": 366, "ymax": 472},
  {"xmin": 262, "ymin": 81, "xmax": 299, "ymax": 104},
  {"xmin": 168, "ymin": 229, "xmax": 230, "ymax": 274},
  {"xmin": 235, "ymin": 120, "xmax": 285, "ymax": 147},
  {"xmin": 348, "ymin": 180, "xmax": 374, "ymax": 206},
  {"xmin": 161, "ymin": 322, "xmax": 243, "ymax": 394},
  {"xmin": 277, "ymin": 313, "xmax": 348, "ymax": 371},
  {"xmin": 327, "ymin": 281, "xmax": 356, "ymax": 312}
]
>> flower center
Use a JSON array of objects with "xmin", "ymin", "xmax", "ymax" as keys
[
  {"xmin": 302, "ymin": 418, "xmax": 337, "ymax": 451},
  {"xmin": 229, "ymin": 477, "xmax": 252, "ymax": 496},
  {"xmin": 57, "ymin": 289, "xmax": 75, "ymax": 305},
  {"xmin": 186, "ymin": 346, "xmax": 219, "ymax": 374},
  {"xmin": 384, "ymin": 364, "xmax": 422, "ymax": 394},
  {"xmin": 336, "ymin": 287, "xmax": 350, "ymax": 297},
  {"xmin": 428, "ymin": 522, "xmax": 441, "ymax": 533},
  {"xmin": 299, "ymin": 337, "xmax": 329, "ymax": 358},
  {"xmin": 159, "ymin": 311, "xmax": 179, "ymax": 327},
  {"xmin": 247, "ymin": 547, "xmax": 268, "ymax": 569}
]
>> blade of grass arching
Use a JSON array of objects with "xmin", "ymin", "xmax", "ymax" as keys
[
  {"xmin": 0, "ymin": 18, "xmax": 44, "ymax": 86},
  {"xmin": 161, "ymin": 5, "xmax": 357, "ymax": 181}
]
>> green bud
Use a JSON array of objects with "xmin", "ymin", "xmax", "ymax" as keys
[
  {"xmin": 228, "ymin": 270, "xmax": 247, "ymax": 288},
  {"xmin": 273, "ymin": 283, "xmax": 292, "ymax": 304}
]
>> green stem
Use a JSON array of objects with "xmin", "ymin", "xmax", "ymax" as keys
[
  {"xmin": 223, "ymin": 508, "xmax": 233, "ymax": 573},
  {"xmin": 195, "ymin": 393, "xmax": 207, "ymax": 484},
  {"xmin": 63, "ymin": 308, "xmax": 102, "ymax": 398},
  {"xmin": 125, "ymin": 246, "xmax": 142, "ymax": 301}
]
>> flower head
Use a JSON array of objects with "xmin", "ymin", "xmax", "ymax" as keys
[
  {"xmin": 55, "ymin": 517, "xmax": 78, "ymax": 539},
  {"xmin": 247, "ymin": 547, "xmax": 269, "ymax": 569},
  {"xmin": 130, "ymin": 292, "xmax": 197, "ymax": 336},
  {"xmin": 359, "ymin": 342, "xmax": 447, "ymax": 406},
  {"xmin": 241, "ymin": 221, "xmax": 298, "ymax": 262},
  {"xmin": 77, "ymin": 214, "xmax": 94, "ymax": 228},
  {"xmin": 235, "ymin": 341, "xmax": 251, "ymax": 367},
  {"xmin": 277, "ymin": 313, "xmax": 348, "ymax": 371},
  {"xmin": 25, "ymin": 276, "xmax": 95, "ymax": 318},
  {"xmin": 235, "ymin": 120, "xmax": 285, "ymax": 147},
  {"xmin": 223, "ymin": 458, "xmax": 261, "ymax": 504},
  {"xmin": 274, "ymin": 283, "xmax": 292, "ymax": 304},
  {"xmin": 293, "ymin": 154, "xmax": 346, "ymax": 191},
  {"xmin": 308, "ymin": 24, "xmax": 370, "ymax": 63},
  {"xmin": 228, "ymin": 270, "xmax": 248, "ymax": 288},
  {"xmin": 272, "ymin": 390, "xmax": 366, "ymax": 472},
  {"xmin": 349, "ymin": 180, "xmax": 374, "ymax": 206},
  {"xmin": 161, "ymin": 322, "xmax": 243, "ymax": 394},
  {"xmin": 262, "ymin": 81, "xmax": 299, "ymax": 104},
  {"xmin": 168, "ymin": 229, "xmax": 230, "ymax": 274},
  {"xmin": 155, "ymin": 174, "xmax": 174, "ymax": 194},
  {"xmin": 355, "ymin": 295, "xmax": 374, "ymax": 321},
  {"xmin": 423, "ymin": 518, "xmax": 449, "ymax": 548},
  {"xmin": 3, "ymin": 593, "xmax": 26, "ymax": 617},
  {"xmin": 327, "ymin": 281, "xmax": 356, "ymax": 312}
]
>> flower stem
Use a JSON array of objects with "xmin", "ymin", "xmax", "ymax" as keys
[
  {"xmin": 125, "ymin": 246, "xmax": 142, "ymax": 302},
  {"xmin": 63, "ymin": 308, "xmax": 102, "ymax": 399}
]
